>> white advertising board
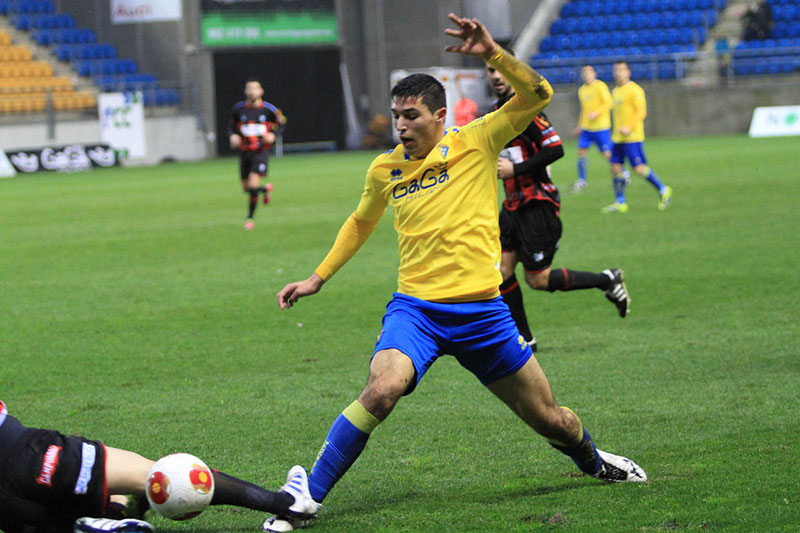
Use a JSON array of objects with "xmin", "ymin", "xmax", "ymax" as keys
[
  {"xmin": 98, "ymin": 92, "xmax": 147, "ymax": 159},
  {"xmin": 111, "ymin": 0, "xmax": 182, "ymax": 24},
  {"xmin": 748, "ymin": 105, "xmax": 800, "ymax": 138}
]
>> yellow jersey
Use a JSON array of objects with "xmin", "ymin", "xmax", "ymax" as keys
[
  {"xmin": 578, "ymin": 79, "xmax": 612, "ymax": 131},
  {"xmin": 315, "ymin": 49, "xmax": 552, "ymax": 302},
  {"xmin": 611, "ymin": 80, "xmax": 647, "ymax": 143}
]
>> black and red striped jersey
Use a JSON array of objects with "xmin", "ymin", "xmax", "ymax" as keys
[
  {"xmin": 228, "ymin": 100, "xmax": 283, "ymax": 152},
  {"xmin": 493, "ymin": 95, "xmax": 564, "ymax": 211}
]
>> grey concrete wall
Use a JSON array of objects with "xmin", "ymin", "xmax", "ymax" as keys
[{"xmin": 545, "ymin": 76, "xmax": 800, "ymax": 138}]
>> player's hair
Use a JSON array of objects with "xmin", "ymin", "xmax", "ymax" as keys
[
  {"xmin": 613, "ymin": 60, "xmax": 629, "ymax": 68},
  {"xmin": 244, "ymin": 77, "xmax": 263, "ymax": 87},
  {"xmin": 391, "ymin": 73, "xmax": 446, "ymax": 114},
  {"xmin": 581, "ymin": 64, "xmax": 596, "ymax": 71}
]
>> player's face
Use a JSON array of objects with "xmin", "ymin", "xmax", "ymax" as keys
[
  {"xmin": 244, "ymin": 81, "xmax": 264, "ymax": 103},
  {"xmin": 613, "ymin": 63, "xmax": 630, "ymax": 84},
  {"xmin": 581, "ymin": 66, "xmax": 596, "ymax": 84},
  {"xmin": 392, "ymin": 96, "xmax": 445, "ymax": 159},
  {"xmin": 485, "ymin": 66, "xmax": 511, "ymax": 98}
]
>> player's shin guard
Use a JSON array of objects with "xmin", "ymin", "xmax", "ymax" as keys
[
  {"xmin": 612, "ymin": 173, "xmax": 628, "ymax": 204},
  {"xmin": 500, "ymin": 274, "xmax": 533, "ymax": 342},
  {"xmin": 210, "ymin": 469, "xmax": 295, "ymax": 514},
  {"xmin": 247, "ymin": 190, "xmax": 259, "ymax": 219},
  {"xmin": 577, "ymin": 157, "xmax": 587, "ymax": 182},
  {"xmin": 547, "ymin": 407, "xmax": 603, "ymax": 475},
  {"xmin": 547, "ymin": 268, "xmax": 613, "ymax": 292},
  {"xmin": 643, "ymin": 168, "xmax": 666, "ymax": 193},
  {"xmin": 308, "ymin": 400, "xmax": 380, "ymax": 503}
]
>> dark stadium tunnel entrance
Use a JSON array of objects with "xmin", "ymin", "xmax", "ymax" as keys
[{"xmin": 213, "ymin": 47, "xmax": 345, "ymax": 155}]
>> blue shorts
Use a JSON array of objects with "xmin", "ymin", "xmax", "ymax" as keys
[
  {"xmin": 577, "ymin": 129, "xmax": 611, "ymax": 152},
  {"xmin": 373, "ymin": 293, "xmax": 532, "ymax": 394},
  {"xmin": 610, "ymin": 142, "xmax": 648, "ymax": 167}
]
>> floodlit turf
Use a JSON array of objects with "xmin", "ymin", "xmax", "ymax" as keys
[{"xmin": 1, "ymin": 135, "xmax": 798, "ymax": 531}]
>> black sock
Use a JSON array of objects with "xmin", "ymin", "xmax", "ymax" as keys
[
  {"xmin": 499, "ymin": 274, "xmax": 533, "ymax": 341},
  {"xmin": 547, "ymin": 268, "xmax": 612, "ymax": 292},
  {"xmin": 210, "ymin": 469, "xmax": 295, "ymax": 514},
  {"xmin": 257, "ymin": 185, "xmax": 267, "ymax": 193},
  {"xmin": 247, "ymin": 191, "xmax": 258, "ymax": 219}
]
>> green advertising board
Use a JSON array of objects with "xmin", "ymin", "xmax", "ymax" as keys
[{"xmin": 202, "ymin": 12, "xmax": 337, "ymax": 46}]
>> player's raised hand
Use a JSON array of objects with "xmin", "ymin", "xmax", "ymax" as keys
[
  {"xmin": 444, "ymin": 13, "xmax": 498, "ymax": 59},
  {"xmin": 276, "ymin": 274, "xmax": 325, "ymax": 310}
]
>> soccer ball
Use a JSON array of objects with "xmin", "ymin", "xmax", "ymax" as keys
[{"xmin": 145, "ymin": 453, "xmax": 215, "ymax": 520}]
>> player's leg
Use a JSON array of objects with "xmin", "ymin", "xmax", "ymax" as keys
[
  {"xmin": 498, "ymin": 210, "xmax": 535, "ymax": 347},
  {"xmin": 252, "ymin": 151, "xmax": 273, "ymax": 205},
  {"xmin": 265, "ymin": 348, "xmax": 415, "ymax": 531},
  {"xmin": 602, "ymin": 144, "xmax": 630, "ymax": 213},
  {"xmin": 572, "ymin": 131, "xmax": 590, "ymax": 191},
  {"xmin": 631, "ymin": 143, "xmax": 671, "ymax": 210},
  {"xmin": 487, "ymin": 358, "xmax": 646, "ymax": 481},
  {"xmin": 499, "ymin": 250, "xmax": 535, "ymax": 348},
  {"xmin": 306, "ymin": 348, "xmax": 413, "ymax": 503},
  {"xmin": 245, "ymin": 172, "xmax": 262, "ymax": 224}
]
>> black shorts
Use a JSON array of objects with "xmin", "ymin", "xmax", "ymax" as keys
[
  {"xmin": 499, "ymin": 201, "xmax": 562, "ymax": 273},
  {"xmin": 239, "ymin": 150, "xmax": 269, "ymax": 180},
  {"xmin": 0, "ymin": 428, "xmax": 107, "ymax": 533}
]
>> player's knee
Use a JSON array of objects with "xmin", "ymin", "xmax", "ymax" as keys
[
  {"xmin": 634, "ymin": 165, "xmax": 650, "ymax": 176},
  {"xmin": 359, "ymin": 374, "xmax": 406, "ymax": 419},
  {"xmin": 525, "ymin": 270, "xmax": 549, "ymax": 290}
]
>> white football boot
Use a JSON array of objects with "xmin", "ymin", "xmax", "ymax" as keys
[
  {"xmin": 73, "ymin": 517, "xmax": 154, "ymax": 533},
  {"xmin": 263, "ymin": 465, "xmax": 319, "ymax": 532},
  {"xmin": 592, "ymin": 449, "xmax": 647, "ymax": 482}
]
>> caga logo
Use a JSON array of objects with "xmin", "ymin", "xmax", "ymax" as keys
[{"xmin": 392, "ymin": 163, "xmax": 450, "ymax": 200}]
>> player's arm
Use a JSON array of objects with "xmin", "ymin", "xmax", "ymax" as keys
[
  {"xmin": 599, "ymin": 83, "xmax": 613, "ymax": 115},
  {"xmin": 276, "ymin": 175, "xmax": 386, "ymax": 310},
  {"xmin": 511, "ymin": 137, "xmax": 564, "ymax": 177},
  {"xmin": 228, "ymin": 106, "xmax": 241, "ymax": 149}
]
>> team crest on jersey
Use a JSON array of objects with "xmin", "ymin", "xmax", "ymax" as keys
[
  {"xmin": 390, "ymin": 168, "xmax": 403, "ymax": 181},
  {"xmin": 259, "ymin": 115, "xmax": 266, "ymax": 122},
  {"xmin": 439, "ymin": 146, "xmax": 449, "ymax": 158}
]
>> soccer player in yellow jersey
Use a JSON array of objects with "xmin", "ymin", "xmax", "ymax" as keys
[
  {"xmin": 269, "ymin": 15, "xmax": 646, "ymax": 531},
  {"xmin": 571, "ymin": 64, "xmax": 612, "ymax": 192},
  {"xmin": 603, "ymin": 61, "xmax": 673, "ymax": 213}
]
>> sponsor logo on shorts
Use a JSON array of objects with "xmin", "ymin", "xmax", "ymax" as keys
[
  {"xmin": 36, "ymin": 445, "xmax": 62, "ymax": 487},
  {"xmin": 73, "ymin": 442, "xmax": 97, "ymax": 495}
]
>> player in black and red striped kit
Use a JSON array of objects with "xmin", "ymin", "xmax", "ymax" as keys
[
  {"xmin": 228, "ymin": 78, "xmax": 286, "ymax": 230},
  {"xmin": 486, "ymin": 64, "xmax": 630, "ymax": 351},
  {"xmin": 0, "ymin": 400, "xmax": 316, "ymax": 533}
]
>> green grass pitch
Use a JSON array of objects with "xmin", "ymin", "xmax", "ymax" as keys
[{"xmin": 1, "ymin": 134, "xmax": 798, "ymax": 531}]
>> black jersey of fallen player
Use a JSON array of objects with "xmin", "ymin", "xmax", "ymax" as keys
[
  {"xmin": 493, "ymin": 95, "xmax": 564, "ymax": 212},
  {"xmin": 228, "ymin": 100, "xmax": 280, "ymax": 152}
]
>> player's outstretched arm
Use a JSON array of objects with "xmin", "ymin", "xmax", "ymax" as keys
[{"xmin": 276, "ymin": 274, "xmax": 325, "ymax": 310}]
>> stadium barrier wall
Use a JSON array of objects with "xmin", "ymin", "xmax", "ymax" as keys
[{"xmin": 0, "ymin": 113, "xmax": 208, "ymax": 165}]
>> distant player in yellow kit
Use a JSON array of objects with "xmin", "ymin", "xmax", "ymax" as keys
[
  {"xmin": 603, "ymin": 61, "xmax": 673, "ymax": 213},
  {"xmin": 268, "ymin": 15, "xmax": 646, "ymax": 532},
  {"xmin": 571, "ymin": 64, "xmax": 612, "ymax": 192}
]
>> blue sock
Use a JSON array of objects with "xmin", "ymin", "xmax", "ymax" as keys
[
  {"xmin": 307, "ymin": 401, "xmax": 380, "ymax": 502},
  {"xmin": 577, "ymin": 157, "xmax": 587, "ymax": 182},
  {"xmin": 549, "ymin": 425, "xmax": 603, "ymax": 475},
  {"xmin": 645, "ymin": 169, "xmax": 666, "ymax": 193},
  {"xmin": 613, "ymin": 174, "xmax": 627, "ymax": 204}
]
